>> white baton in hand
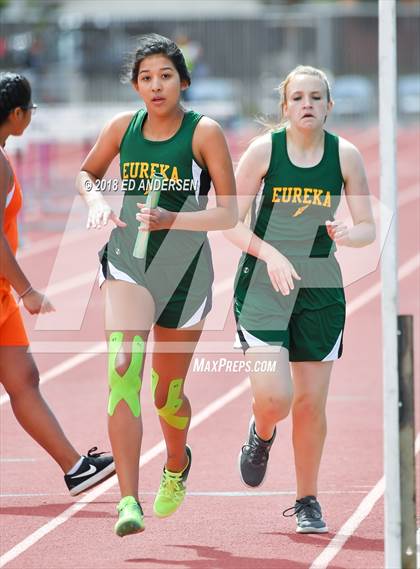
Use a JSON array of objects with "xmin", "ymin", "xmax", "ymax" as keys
[{"xmin": 133, "ymin": 173, "xmax": 164, "ymax": 259}]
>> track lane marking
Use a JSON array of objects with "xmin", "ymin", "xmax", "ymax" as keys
[
  {"xmin": 0, "ymin": 378, "xmax": 249, "ymax": 568},
  {"xmin": 1, "ymin": 254, "xmax": 418, "ymax": 565},
  {"xmin": 0, "ymin": 490, "xmax": 373, "ymax": 498},
  {"xmin": 309, "ymin": 433, "xmax": 420, "ymax": 569}
]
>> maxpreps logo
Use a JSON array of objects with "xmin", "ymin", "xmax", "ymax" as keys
[
  {"xmin": 272, "ymin": 187, "xmax": 332, "ymax": 217},
  {"xmin": 121, "ymin": 161, "xmax": 198, "ymax": 193}
]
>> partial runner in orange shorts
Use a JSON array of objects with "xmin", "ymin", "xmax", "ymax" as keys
[
  {"xmin": 0, "ymin": 291, "xmax": 29, "ymax": 346},
  {"xmin": 0, "ymin": 71, "xmax": 114, "ymax": 495}
]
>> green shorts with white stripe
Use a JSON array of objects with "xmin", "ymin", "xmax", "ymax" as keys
[
  {"xmin": 99, "ymin": 241, "xmax": 213, "ymax": 330},
  {"xmin": 234, "ymin": 253, "xmax": 346, "ymax": 361}
]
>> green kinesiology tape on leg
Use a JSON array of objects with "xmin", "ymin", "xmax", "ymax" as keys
[
  {"xmin": 151, "ymin": 369, "xmax": 188, "ymax": 430},
  {"xmin": 108, "ymin": 332, "xmax": 144, "ymax": 417}
]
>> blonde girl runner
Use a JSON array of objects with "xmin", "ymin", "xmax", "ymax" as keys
[{"xmin": 225, "ymin": 66, "xmax": 375, "ymax": 533}]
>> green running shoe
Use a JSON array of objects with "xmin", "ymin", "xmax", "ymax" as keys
[
  {"xmin": 114, "ymin": 496, "xmax": 145, "ymax": 537},
  {"xmin": 153, "ymin": 446, "xmax": 192, "ymax": 518}
]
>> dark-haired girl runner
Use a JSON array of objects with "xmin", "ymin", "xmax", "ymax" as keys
[
  {"xmin": 77, "ymin": 34, "xmax": 237, "ymax": 536},
  {"xmin": 0, "ymin": 72, "xmax": 115, "ymax": 498}
]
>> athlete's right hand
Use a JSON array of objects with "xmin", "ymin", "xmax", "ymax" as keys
[
  {"xmin": 86, "ymin": 201, "xmax": 127, "ymax": 229},
  {"xmin": 263, "ymin": 249, "xmax": 301, "ymax": 295},
  {"xmin": 23, "ymin": 290, "xmax": 55, "ymax": 315}
]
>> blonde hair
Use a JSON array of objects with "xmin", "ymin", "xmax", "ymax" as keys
[{"xmin": 278, "ymin": 65, "xmax": 332, "ymax": 125}]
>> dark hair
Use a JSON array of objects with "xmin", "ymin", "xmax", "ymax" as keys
[
  {"xmin": 128, "ymin": 33, "xmax": 191, "ymax": 86},
  {"xmin": 0, "ymin": 73, "xmax": 32, "ymax": 125}
]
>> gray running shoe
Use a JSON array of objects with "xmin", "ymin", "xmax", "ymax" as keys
[
  {"xmin": 238, "ymin": 419, "xmax": 276, "ymax": 487},
  {"xmin": 283, "ymin": 495, "xmax": 328, "ymax": 533}
]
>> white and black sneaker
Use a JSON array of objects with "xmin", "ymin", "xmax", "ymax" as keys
[{"xmin": 64, "ymin": 447, "xmax": 115, "ymax": 496}]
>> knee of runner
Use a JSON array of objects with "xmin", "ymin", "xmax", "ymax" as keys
[
  {"xmin": 113, "ymin": 354, "xmax": 135, "ymax": 377},
  {"xmin": 153, "ymin": 380, "xmax": 185, "ymax": 413},
  {"xmin": 108, "ymin": 331, "xmax": 145, "ymax": 377},
  {"xmin": 152, "ymin": 379, "xmax": 186, "ymax": 410},
  {"xmin": 153, "ymin": 388, "xmax": 171, "ymax": 410},
  {"xmin": 107, "ymin": 332, "xmax": 144, "ymax": 418},
  {"xmin": 26, "ymin": 366, "xmax": 40, "ymax": 390},
  {"xmin": 151, "ymin": 369, "xmax": 189, "ymax": 430},
  {"xmin": 254, "ymin": 394, "xmax": 291, "ymax": 422},
  {"xmin": 293, "ymin": 394, "xmax": 325, "ymax": 421},
  {"xmin": 9, "ymin": 368, "xmax": 40, "ymax": 397}
]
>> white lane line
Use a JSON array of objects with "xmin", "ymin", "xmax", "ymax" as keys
[
  {"xmin": 0, "ymin": 459, "xmax": 36, "ymax": 463},
  {"xmin": 0, "ymin": 490, "xmax": 371, "ymax": 498},
  {"xmin": 309, "ymin": 433, "xmax": 420, "ymax": 569},
  {"xmin": 0, "ymin": 492, "xmax": 54, "ymax": 498},
  {"xmin": 0, "ymin": 378, "xmax": 250, "ymax": 568},
  {"xmin": 177, "ymin": 490, "xmax": 371, "ymax": 497}
]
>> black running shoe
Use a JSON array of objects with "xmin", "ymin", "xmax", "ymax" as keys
[
  {"xmin": 283, "ymin": 495, "xmax": 328, "ymax": 533},
  {"xmin": 64, "ymin": 447, "xmax": 115, "ymax": 496},
  {"xmin": 238, "ymin": 419, "xmax": 276, "ymax": 487}
]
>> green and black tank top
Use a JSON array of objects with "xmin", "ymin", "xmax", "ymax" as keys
[
  {"xmin": 251, "ymin": 128, "xmax": 344, "ymax": 257},
  {"xmin": 107, "ymin": 108, "xmax": 211, "ymax": 265}
]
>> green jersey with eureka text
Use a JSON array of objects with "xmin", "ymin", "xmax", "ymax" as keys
[
  {"xmin": 108, "ymin": 108, "xmax": 212, "ymax": 267},
  {"xmin": 250, "ymin": 128, "xmax": 344, "ymax": 258}
]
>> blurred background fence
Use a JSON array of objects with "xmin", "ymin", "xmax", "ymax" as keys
[
  {"xmin": 0, "ymin": 0, "xmax": 419, "ymax": 233},
  {"xmin": 1, "ymin": 1, "xmax": 419, "ymax": 119}
]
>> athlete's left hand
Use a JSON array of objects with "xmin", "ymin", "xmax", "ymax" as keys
[
  {"xmin": 326, "ymin": 220, "xmax": 351, "ymax": 246},
  {"xmin": 136, "ymin": 206, "xmax": 176, "ymax": 231}
]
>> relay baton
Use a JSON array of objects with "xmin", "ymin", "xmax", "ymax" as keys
[{"xmin": 132, "ymin": 173, "xmax": 164, "ymax": 259}]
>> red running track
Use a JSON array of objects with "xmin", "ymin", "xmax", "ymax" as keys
[{"xmin": 0, "ymin": 126, "xmax": 419, "ymax": 569}]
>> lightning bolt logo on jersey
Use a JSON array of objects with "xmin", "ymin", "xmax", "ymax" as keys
[{"xmin": 251, "ymin": 128, "xmax": 343, "ymax": 258}]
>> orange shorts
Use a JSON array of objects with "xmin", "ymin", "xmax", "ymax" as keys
[{"xmin": 0, "ymin": 291, "xmax": 29, "ymax": 347}]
